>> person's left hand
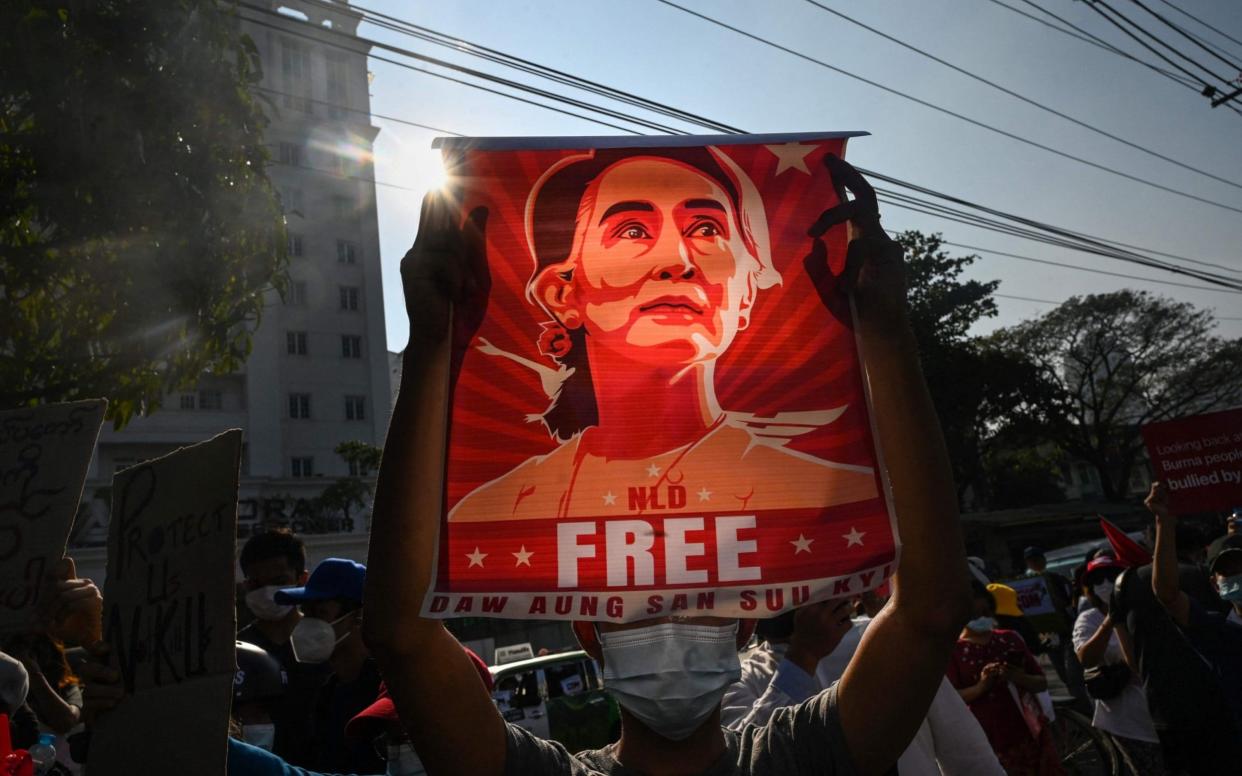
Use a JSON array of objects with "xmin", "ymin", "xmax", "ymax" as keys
[{"xmin": 787, "ymin": 598, "xmax": 854, "ymax": 673}]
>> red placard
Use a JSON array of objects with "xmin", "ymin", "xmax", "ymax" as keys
[
  {"xmin": 422, "ymin": 133, "xmax": 898, "ymax": 622},
  {"xmin": 1141, "ymin": 407, "xmax": 1242, "ymax": 514}
]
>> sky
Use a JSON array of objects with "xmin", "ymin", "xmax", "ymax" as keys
[{"xmin": 349, "ymin": 0, "xmax": 1242, "ymax": 352}]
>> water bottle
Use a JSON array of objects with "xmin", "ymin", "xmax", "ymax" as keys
[{"xmin": 28, "ymin": 734, "xmax": 55, "ymax": 775}]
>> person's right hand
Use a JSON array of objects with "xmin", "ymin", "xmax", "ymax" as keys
[
  {"xmin": 1145, "ymin": 481, "xmax": 1172, "ymax": 523},
  {"xmin": 37, "ymin": 557, "xmax": 103, "ymax": 647},
  {"xmin": 402, "ymin": 192, "xmax": 490, "ymax": 351},
  {"xmin": 79, "ymin": 642, "xmax": 123, "ymax": 726},
  {"xmin": 979, "ymin": 661, "xmax": 1006, "ymax": 688},
  {"xmin": 804, "ymin": 155, "xmax": 908, "ymax": 338},
  {"xmin": 787, "ymin": 598, "xmax": 854, "ymax": 674}
]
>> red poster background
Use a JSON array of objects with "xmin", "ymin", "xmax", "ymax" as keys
[
  {"xmin": 1141, "ymin": 407, "xmax": 1242, "ymax": 514},
  {"xmin": 423, "ymin": 134, "xmax": 898, "ymax": 622}
]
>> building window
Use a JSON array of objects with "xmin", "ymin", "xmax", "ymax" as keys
[
  {"xmin": 280, "ymin": 39, "xmax": 312, "ymax": 113},
  {"xmin": 291, "ymin": 456, "xmax": 314, "ymax": 477},
  {"xmin": 348, "ymin": 459, "xmax": 371, "ymax": 477},
  {"xmin": 332, "ymin": 195, "xmax": 352, "ymax": 220},
  {"xmin": 278, "ymin": 142, "xmax": 302, "ymax": 167},
  {"xmin": 199, "ymin": 390, "xmax": 223, "ymax": 411},
  {"xmin": 288, "ymin": 392, "xmax": 311, "ymax": 419},
  {"xmin": 341, "ymin": 335, "xmax": 362, "ymax": 359},
  {"xmin": 178, "ymin": 393, "xmax": 196, "ymax": 410},
  {"xmin": 325, "ymin": 51, "xmax": 349, "ymax": 119},
  {"xmin": 281, "ymin": 188, "xmax": 304, "ymax": 214},
  {"xmin": 339, "ymin": 286, "xmax": 360, "ymax": 311},
  {"xmin": 287, "ymin": 281, "xmax": 308, "ymax": 306},
  {"xmin": 286, "ymin": 331, "xmax": 308, "ymax": 355},
  {"xmin": 336, "ymin": 240, "xmax": 358, "ymax": 264},
  {"xmin": 345, "ymin": 395, "xmax": 366, "ymax": 421},
  {"xmin": 287, "ymin": 232, "xmax": 303, "ymax": 257}
]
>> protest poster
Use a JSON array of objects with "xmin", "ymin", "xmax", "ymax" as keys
[
  {"xmin": 1141, "ymin": 407, "xmax": 1242, "ymax": 514},
  {"xmin": 0, "ymin": 399, "xmax": 107, "ymax": 635},
  {"xmin": 421, "ymin": 132, "xmax": 897, "ymax": 622},
  {"xmin": 88, "ymin": 430, "xmax": 242, "ymax": 776},
  {"xmin": 1003, "ymin": 576, "xmax": 1066, "ymax": 634}
]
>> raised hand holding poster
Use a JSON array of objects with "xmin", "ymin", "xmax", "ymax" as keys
[
  {"xmin": 0, "ymin": 399, "xmax": 106, "ymax": 634},
  {"xmin": 422, "ymin": 133, "xmax": 898, "ymax": 622},
  {"xmin": 88, "ymin": 430, "xmax": 242, "ymax": 776}
]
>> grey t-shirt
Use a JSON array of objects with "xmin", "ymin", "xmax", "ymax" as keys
[{"xmin": 503, "ymin": 684, "xmax": 857, "ymax": 776}]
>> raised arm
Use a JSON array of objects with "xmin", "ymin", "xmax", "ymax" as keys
[
  {"xmin": 808, "ymin": 158, "xmax": 971, "ymax": 774},
  {"xmin": 1146, "ymin": 482, "xmax": 1190, "ymax": 626},
  {"xmin": 361, "ymin": 194, "xmax": 507, "ymax": 776}
]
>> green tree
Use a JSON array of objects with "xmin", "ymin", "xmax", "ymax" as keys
[
  {"xmin": 896, "ymin": 232, "xmax": 1026, "ymax": 502},
  {"xmin": 1, "ymin": 1, "xmax": 287, "ymax": 426},
  {"xmin": 992, "ymin": 290, "xmax": 1242, "ymax": 501},
  {"xmin": 314, "ymin": 441, "xmax": 383, "ymax": 527}
]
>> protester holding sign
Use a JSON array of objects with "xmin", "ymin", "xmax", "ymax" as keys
[
  {"xmin": 1070, "ymin": 557, "xmax": 1161, "ymax": 774},
  {"xmin": 365, "ymin": 145, "xmax": 971, "ymax": 775}
]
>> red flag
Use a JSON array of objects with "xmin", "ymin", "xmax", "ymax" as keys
[{"xmin": 1100, "ymin": 517, "xmax": 1152, "ymax": 568}]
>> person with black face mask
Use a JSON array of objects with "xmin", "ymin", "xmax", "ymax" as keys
[{"xmin": 363, "ymin": 158, "xmax": 973, "ymax": 776}]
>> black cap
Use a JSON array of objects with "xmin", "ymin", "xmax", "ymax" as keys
[
  {"xmin": 1210, "ymin": 535, "xmax": 1242, "ymax": 575},
  {"xmin": 234, "ymin": 641, "xmax": 286, "ymax": 706},
  {"xmin": 1023, "ymin": 546, "xmax": 1044, "ymax": 560}
]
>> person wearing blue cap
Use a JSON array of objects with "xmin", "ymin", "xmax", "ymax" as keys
[{"xmin": 276, "ymin": 558, "xmax": 382, "ymax": 775}]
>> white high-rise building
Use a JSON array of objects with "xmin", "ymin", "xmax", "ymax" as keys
[{"xmin": 74, "ymin": 0, "xmax": 390, "ymax": 575}]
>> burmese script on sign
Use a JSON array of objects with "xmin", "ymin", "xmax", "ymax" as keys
[
  {"xmin": 0, "ymin": 399, "xmax": 106, "ymax": 635},
  {"xmin": 419, "ymin": 132, "xmax": 898, "ymax": 622}
]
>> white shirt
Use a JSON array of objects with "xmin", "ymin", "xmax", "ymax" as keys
[
  {"xmin": 724, "ymin": 621, "xmax": 1003, "ymax": 775},
  {"xmin": 1072, "ymin": 607, "xmax": 1159, "ymax": 743}
]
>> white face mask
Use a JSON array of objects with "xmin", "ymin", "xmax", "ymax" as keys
[
  {"xmin": 387, "ymin": 742, "xmax": 426, "ymax": 776},
  {"xmin": 242, "ymin": 723, "xmax": 276, "ymax": 751},
  {"xmin": 599, "ymin": 621, "xmax": 741, "ymax": 741},
  {"xmin": 245, "ymin": 585, "xmax": 295, "ymax": 621},
  {"xmin": 1092, "ymin": 580, "xmax": 1115, "ymax": 607},
  {"xmin": 289, "ymin": 612, "xmax": 352, "ymax": 664}
]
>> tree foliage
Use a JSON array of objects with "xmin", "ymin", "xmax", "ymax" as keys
[
  {"xmin": 992, "ymin": 290, "xmax": 1242, "ymax": 501},
  {"xmin": 896, "ymin": 232, "xmax": 1025, "ymax": 502},
  {"xmin": 1, "ymin": 0, "xmax": 288, "ymax": 425}
]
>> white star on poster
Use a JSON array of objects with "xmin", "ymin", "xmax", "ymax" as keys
[
  {"xmin": 697, "ymin": 487, "xmax": 712, "ymax": 502},
  {"xmin": 646, "ymin": 463, "xmax": 661, "ymax": 478},
  {"xmin": 603, "ymin": 491, "xmax": 617, "ymax": 506},
  {"xmin": 790, "ymin": 534, "xmax": 814, "ymax": 554},
  {"xmin": 466, "ymin": 547, "xmax": 487, "ymax": 567},
  {"xmin": 765, "ymin": 142, "xmax": 815, "ymax": 175},
  {"xmin": 512, "ymin": 546, "xmax": 534, "ymax": 567},
  {"xmin": 843, "ymin": 527, "xmax": 866, "ymax": 547}
]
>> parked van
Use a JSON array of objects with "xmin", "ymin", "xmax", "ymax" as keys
[{"xmin": 489, "ymin": 650, "xmax": 620, "ymax": 752}]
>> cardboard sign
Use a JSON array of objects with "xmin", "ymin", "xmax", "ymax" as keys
[
  {"xmin": 1142, "ymin": 408, "xmax": 1242, "ymax": 514},
  {"xmin": 422, "ymin": 133, "xmax": 897, "ymax": 622},
  {"xmin": 88, "ymin": 430, "xmax": 242, "ymax": 776},
  {"xmin": 0, "ymin": 400, "xmax": 107, "ymax": 635}
]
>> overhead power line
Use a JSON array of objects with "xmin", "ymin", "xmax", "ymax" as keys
[
  {"xmin": 1157, "ymin": 0, "xmax": 1242, "ymax": 56},
  {"xmin": 237, "ymin": 2, "xmax": 1242, "ymax": 291},
  {"xmin": 984, "ymin": 0, "xmax": 1242, "ymax": 117},
  {"xmin": 801, "ymin": 0, "xmax": 1242, "ymax": 192},
  {"xmin": 1085, "ymin": 0, "xmax": 1237, "ymax": 89},
  {"xmin": 652, "ymin": 0, "xmax": 1242, "ymax": 215},
  {"xmin": 1128, "ymin": 0, "xmax": 1242, "ymax": 76}
]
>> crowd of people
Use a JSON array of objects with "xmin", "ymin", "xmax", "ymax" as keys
[{"xmin": 2, "ymin": 159, "xmax": 1240, "ymax": 776}]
